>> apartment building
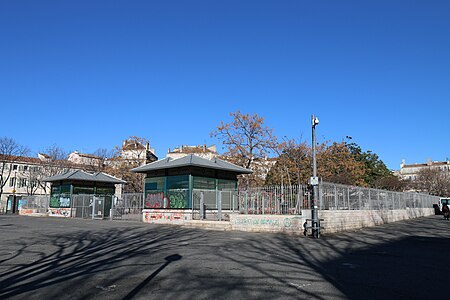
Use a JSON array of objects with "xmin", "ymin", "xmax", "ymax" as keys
[
  {"xmin": 399, "ymin": 159, "xmax": 450, "ymax": 180},
  {"xmin": 0, "ymin": 154, "xmax": 53, "ymax": 212}
]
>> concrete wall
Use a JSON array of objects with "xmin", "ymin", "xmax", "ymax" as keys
[
  {"xmin": 142, "ymin": 209, "xmax": 193, "ymax": 224},
  {"xmin": 19, "ymin": 208, "xmax": 47, "ymax": 217},
  {"xmin": 129, "ymin": 208, "xmax": 434, "ymax": 234},
  {"xmin": 230, "ymin": 214, "xmax": 305, "ymax": 233},
  {"xmin": 318, "ymin": 208, "xmax": 434, "ymax": 233},
  {"xmin": 229, "ymin": 208, "xmax": 434, "ymax": 234}
]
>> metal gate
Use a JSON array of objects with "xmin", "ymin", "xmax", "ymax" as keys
[
  {"xmin": 71, "ymin": 195, "xmax": 112, "ymax": 219},
  {"xmin": 192, "ymin": 189, "xmax": 238, "ymax": 221}
]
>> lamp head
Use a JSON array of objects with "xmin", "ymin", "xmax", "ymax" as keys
[{"xmin": 312, "ymin": 115, "xmax": 319, "ymax": 126}]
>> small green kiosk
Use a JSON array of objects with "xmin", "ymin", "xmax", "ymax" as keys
[
  {"xmin": 44, "ymin": 170, "xmax": 125, "ymax": 218},
  {"xmin": 132, "ymin": 154, "xmax": 252, "ymax": 222}
]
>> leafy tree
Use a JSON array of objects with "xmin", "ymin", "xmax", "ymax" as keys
[
  {"xmin": 317, "ymin": 141, "xmax": 366, "ymax": 186},
  {"xmin": 267, "ymin": 140, "xmax": 366, "ymax": 186},
  {"xmin": 345, "ymin": 142, "xmax": 392, "ymax": 187},
  {"xmin": 211, "ymin": 111, "xmax": 278, "ymax": 187},
  {"xmin": 265, "ymin": 138, "xmax": 310, "ymax": 185},
  {"xmin": 267, "ymin": 139, "xmax": 397, "ymax": 189}
]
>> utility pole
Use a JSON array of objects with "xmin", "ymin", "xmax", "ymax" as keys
[{"xmin": 310, "ymin": 115, "xmax": 320, "ymax": 238}]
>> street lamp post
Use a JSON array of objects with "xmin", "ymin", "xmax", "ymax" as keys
[
  {"xmin": 12, "ymin": 170, "xmax": 17, "ymax": 214},
  {"xmin": 311, "ymin": 115, "xmax": 320, "ymax": 238}
]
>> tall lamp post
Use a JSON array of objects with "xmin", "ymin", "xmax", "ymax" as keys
[{"xmin": 311, "ymin": 115, "xmax": 320, "ymax": 238}]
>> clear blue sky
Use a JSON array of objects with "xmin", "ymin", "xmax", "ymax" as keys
[{"xmin": 1, "ymin": 0, "xmax": 449, "ymax": 170}]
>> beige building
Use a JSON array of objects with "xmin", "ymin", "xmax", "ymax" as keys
[
  {"xmin": 399, "ymin": 159, "xmax": 450, "ymax": 181},
  {"xmin": 166, "ymin": 145, "xmax": 218, "ymax": 160},
  {"xmin": 68, "ymin": 151, "xmax": 104, "ymax": 166},
  {"xmin": 121, "ymin": 139, "xmax": 158, "ymax": 163},
  {"xmin": 0, "ymin": 154, "xmax": 52, "ymax": 212}
]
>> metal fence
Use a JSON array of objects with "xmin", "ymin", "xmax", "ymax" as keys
[
  {"xmin": 191, "ymin": 189, "xmax": 239, "ymax": 220},
  {"xmin": 71, "ymin": 194, "xmax": 113, "ymax": 219},
  {"xmin": 319, "ymin": 182, "xmax": 438, "ymax": 210},
  {"xmin": 18, "ymin": 195, "xmax": 49, "ymax": 214},
  {"xmin": 112, "ymin": 193, "xmax": 144, "ymax": 221},
  {"xmin": 14, "ymin": 182, "xmax": 441, "ymax": 220},
  {"xmin": 238, "ymin": 185, "xmax": 308, "ymax": 215},
  {"xmin": 238, "ymin": 182, "xmax": 440, "ymax": 215}
]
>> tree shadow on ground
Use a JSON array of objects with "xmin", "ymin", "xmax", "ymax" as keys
[
  {"xmin": 0, "ymin": 215, "xmax": 449, "ymax": 299},
  {"xmin": 0, "ymin": 221, "xmax": 198, "ymax": 299}
]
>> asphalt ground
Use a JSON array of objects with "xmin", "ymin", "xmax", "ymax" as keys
[{"xmin": 0, "ymin": 214, "xmax": 449, "ymax": 300}]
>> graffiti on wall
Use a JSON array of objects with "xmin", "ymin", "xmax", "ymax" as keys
[
  {"xmin": 143, "ymin": 210, "xmax": 186, "ymax": 223},
  {"xmin": 48, "ymin": 208, "xmax": 71, "ymax": 217},
  {"xmin": 167, "ymin": 191, "xmax": 187, "ymax": 208},
  {"xmin": 19, "ymin": 209, "xmax": 34, "ymax": 215},
  {"xmin": 233, "ymin": 216, "xmax": 303, "ymax": 229},
  {"xmin": 145, "ymin": 192, "xmax": 165, "ymax": 208},
  {"xmin": 145, "ymin": 191, "xmax": 188, "ymax": 209}
]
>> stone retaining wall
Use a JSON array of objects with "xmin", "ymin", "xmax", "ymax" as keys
[{"xmin": 318, "ymin": 208, "xmax": 434, "ymax": 233}]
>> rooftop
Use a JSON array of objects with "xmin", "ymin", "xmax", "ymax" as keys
[
  {"xmin": 132, "ymin": 154, "xmax": 252, "ymax": 174},
  {"xmin": 43, "ymin": 170, "xmax": 126, "ymax": 184}
]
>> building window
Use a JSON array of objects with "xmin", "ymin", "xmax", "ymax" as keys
[
  {"xmin": 9, "ymin": 177, "xmax": 16, "ymax": 187},
  {"xmin": 13, "ymin": 165, "xmax": 18, "ymax": 170}
]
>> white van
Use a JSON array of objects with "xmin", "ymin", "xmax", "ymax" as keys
[{"xmin": 439, "ymin": 198, "xmax": 450, "ymax": 211}]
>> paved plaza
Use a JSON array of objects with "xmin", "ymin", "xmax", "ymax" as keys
[{"xmin": 0, "ymin": 214, "xmax": 449, "ymax": 299}]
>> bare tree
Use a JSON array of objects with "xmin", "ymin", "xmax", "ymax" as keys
[
  {"xmin": 413, "ymin": 168, "xmax": 450, "ymax": 197},
  {"xmin": 106, "ymin": 136, "xmax": 156, "ymax": 193},
  {"xmin": 211, "ymin": 111, "xmax": 278, "ymax": 187},
  {"xmin": 0, "ymin": 137, "xmax": 29, "ymax": 200},
  {"xmin": 82, "ymin": 148, "xmax": 114, "ymax": 172},
  {"xmin": 37, "ymin": 145, "xmax": 70, "ymax": 194},
  {"xmin": 24, "ymin": 164, "xmax": 41, "ymax": 196}
]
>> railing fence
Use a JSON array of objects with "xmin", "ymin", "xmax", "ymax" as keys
[
  {"xmin": 238, "ymin": 182, "xmax": 439, "ymax": 215},
  {"xmin": 238, "ymin": 185, "xmax": 308, "ymax": 215},
  {"xmin": 191, "ymin": 189, "xmax": 239, "ymax": 220},
  {"xmin": 15, "ymin": 182, "xmax": 440, "ymax": 220},
  {"xmin": 112, "ymin": 193, "xmax": 143, "ymax": 221}
]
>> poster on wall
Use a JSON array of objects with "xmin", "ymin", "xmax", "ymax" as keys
[
  {"xmin": 60, "ymin": 197, "xmax": 71, "ymax": 207},
  {"xmin": 18, "ymin": 199, "xmax": 26, "ymax": 210}
]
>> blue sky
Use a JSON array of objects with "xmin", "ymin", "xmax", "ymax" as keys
[{"xmin": 1, "ymin": 0, "xmax": 449, "ymax": 170}]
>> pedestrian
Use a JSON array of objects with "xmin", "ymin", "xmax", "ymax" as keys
[
  {"xmin": 442, "ymin": 203, "xmax": 450, "ymax": 220},
  {"xmin": 303, "ymin": 221, "xmax": 308, "ymax": 236}
]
